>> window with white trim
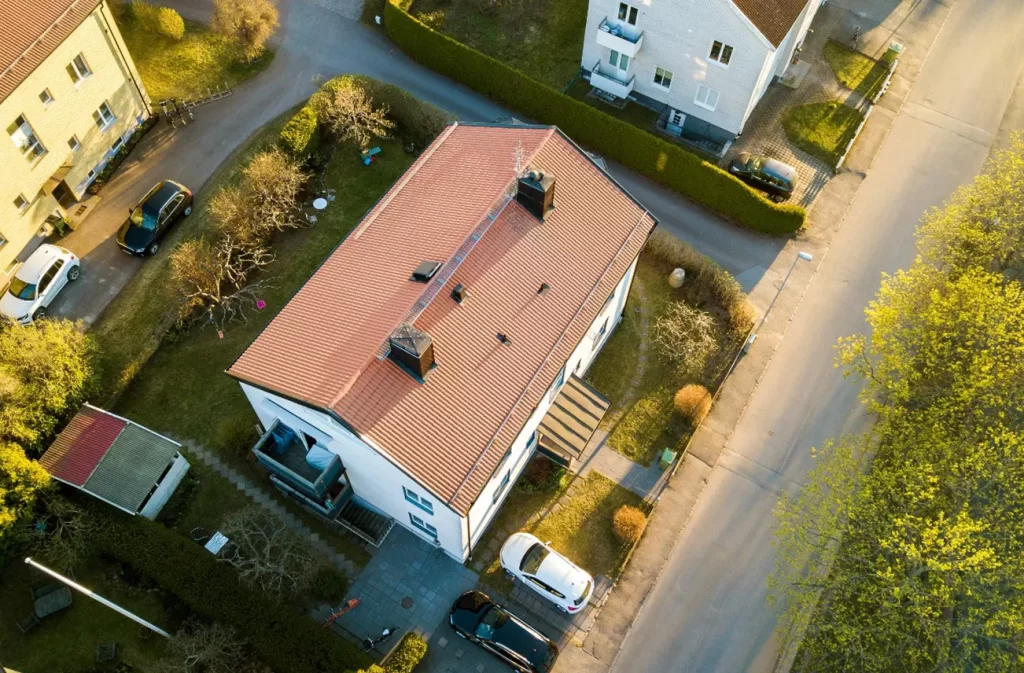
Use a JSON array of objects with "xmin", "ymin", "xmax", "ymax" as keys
[
  {"xmin": 617, "ymin": 2, "xmax": 638, "ymax": 25},
  {"xmin": 593, "ymin": 317, "xmax": 610, "ymax": 351},
  {"xmin": 549, "ymin": 365, "xmax": 566, "ymax": 403},
  {"xmin": 93, "ymin": 101, "xmax": 116, "ymax": 130},
  {"xmin": 14, "ymin": 194, "xmax": 30, "ymax": 213},
  {"xmin": 403, "ymin": 486, "xmax": 434, "ymax": 514},
  {"xmin": 709, "ymin": 41, "xmax": 734, "ymax": 66},
  {"xmin": 8, "ymin": 115, "xmax": 46, "ymax": 161},
  {"xmin": 67, "ymin": 53, "xmax": 92, "ymax": 84},
  {"xmin": 492, "ymin": 470, "xmax": 511, "ymax": 504},
  {"xmin": 694, "ymin": 84, "xmax": 720, "ymax": 111},
  {"xmin": 68, "ymin": 135, "xmax": 81, "ymax": 151},
  {"xmin": 409, "ymin": 513, "xmax": 438, "ymax": 539},
  {"xmin": 653, "ymin": 67, "xmax": 673, "ymax": 89},
  {"xmin": 0, "ymin": 233, "xmax": 7, "ymax": 251},
  {"xmin": 608, "ymin": 50, "xmax": 629, "ymax": 72},
  {"xmin": 39, "ymin": 89, "xmax": 55, "ymax": 107}
]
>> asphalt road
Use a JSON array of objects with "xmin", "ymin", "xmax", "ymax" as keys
[
  {"xmin": 49, "ymin": 0, "xmax": 778, "ymax": 325},
  {"xmin": 609, "ymin": 1, "xmax": 1024, "ymax": 672}
]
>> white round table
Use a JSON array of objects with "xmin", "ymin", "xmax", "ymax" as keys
[{"xmin": 313, "ymin": 197, "xmax": 328, "ymax": 211}]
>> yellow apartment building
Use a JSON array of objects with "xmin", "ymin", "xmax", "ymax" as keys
[{"xmin": 0, "ymin": 0, "xmax": 150, "ymax": 284}]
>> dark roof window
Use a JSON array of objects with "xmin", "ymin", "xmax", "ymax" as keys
[{"xmin": 411, "ymin": 260, "xmax": 442, "ymax": 283}]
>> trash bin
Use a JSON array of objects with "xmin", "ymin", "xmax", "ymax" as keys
[{"xmin": 658, "ymin": 447, "xmax": 677, "ymax": 471}]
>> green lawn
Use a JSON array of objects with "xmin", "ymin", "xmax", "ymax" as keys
[
  {"xmin": 565, "ymin": 77, "xmax": 660, "ymax": 130},
  {"xmin": 473, "ymin": 464, "xmax": 646, "ymax": 593},
  {"xmin": 408, "ymin": 0, "xmax": 587, "ymax": 89},
  {"xmin": 782, "ymin": 101, "xmax": 865, "ymax": 166},
  {"xmin": 586, "ymin": 254, "xmax": 744, "ymax": 465},
  {"xmin": 823, "ymin": 40, "xmax": 897, "ymax": 100},
  {"xmin": 0, "ymin": 558, "xmax": 172, "ymax": 672},
  {"xmin": 116, "ymin": 12, "xmax": 274, "ymax": 101}
]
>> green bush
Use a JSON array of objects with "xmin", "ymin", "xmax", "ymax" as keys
[
  {"xmin": 155, "ymin": 7, "xmax": 185, "ymax": 40},
  {"xmin": 280, "ymin": 105, "xmax": 320, "ymax": 156},
  {"xmin": 383, "ymin": 2, "xmax": 805, "ymax": 235},
  {"xmin": 97, "ymin": 515, "xmax": 371, "ymax": 673},
  {"xmin": 384, "ymin": 633, "xmax": 427, "ymax": 673}
]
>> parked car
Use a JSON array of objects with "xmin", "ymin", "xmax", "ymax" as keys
[
  {"xmin": 0, "ymin": 244, "xmax": 80, "ymax": 324},
  {"xmin": 116, "ymin": 180, "xmax": 193, "ymax": 256},
  {"xmin": 500, "ymin": 532, "xmax": 594, "ymax": 613},
  {"xmin": 728, "ymin": 153, "xmax": 797, "ymax": 202},
  {"xmin": 449, "ymin": 591, "xmax": 558, "ymax": 673}
]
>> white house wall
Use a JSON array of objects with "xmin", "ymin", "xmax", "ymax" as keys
[
  {"xmin": 465, "ymin": 254, "xmax": 641, "ymax": 555},
  {"xmin": 239, "ymin": 384, "xmax": 466, "ymax": 558},
  {"xmin": 581, "ymin": 0, "xmax": 772, "ymax": 134},
  {"xmin": 140, "ymin": 454, "xmax": 190, "ymax": 519}
]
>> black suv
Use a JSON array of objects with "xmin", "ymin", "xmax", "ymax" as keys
[
  {"xmin": 728, "ymin": 153, "xmax": 797, "ymax": 202},
  {"xmin": 449, "ymin": 591, "xmax": 558, "ymax": 673},
  {"xmin": 116, "ymin": 180, "xmax": 193, "ymax": 256}
]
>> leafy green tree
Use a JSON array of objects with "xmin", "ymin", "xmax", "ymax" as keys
[
  {"xmin": 0, "ymin": 319, "xmax": 94, "ymax": 451},
  {"xmin": 0, "ymin": 441, "xmax": 51, "ymax": 557}
]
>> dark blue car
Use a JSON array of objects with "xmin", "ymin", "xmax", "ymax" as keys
[
  {"xmin": 449, "ymin": 591, "xmax": 558, "ymax": 673},
  {"xmin": 116, "ymin": 180, "xmax": 193, "ymax": 256}
]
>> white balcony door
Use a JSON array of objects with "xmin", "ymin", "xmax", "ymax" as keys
[{"xmin": 609, "ymin": 49, "xmax": 630, "ymax": 73}]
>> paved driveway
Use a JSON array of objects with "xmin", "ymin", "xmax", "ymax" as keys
[{"xmin": 48, "ymin": 0, "xmax": 779, "ymax": 325}]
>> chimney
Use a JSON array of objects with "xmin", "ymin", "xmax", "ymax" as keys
[
  {"xmin": 516, "ymin": 170, "xmax": 555, "ymax": 220},
  {"xmin": 451, "ymin": 283, "xmax": 469, "ymax": 304},
  {"xmin": 389, "ymin": 324, "xmax": 436, "ymax": 381}
]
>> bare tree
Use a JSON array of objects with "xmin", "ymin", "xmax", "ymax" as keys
[
  {"xmin": 209, "ymin": 185, "xmax": 263, "ymax": 249},
  {"xmin": 241, "ymin": 148, "xmax": 309, "ymax": 236},
  {"xmin": 318, "ymin": 84, "xmax": 395, "ymax": 150},
  {"xmin": 158, "ymin": 620, "xmax": 245, "ymax": 673},
  {"xmin": 652, "ymin": 302, "xmax": 719, "ymax": 378},
  {"xmin": 34, "ymin": 492, "xmax": 98, "ymax": 572},
  {"xmin": 211, "ymin": 0, "xmax": 279, "ymax": 63},
  {"xmin": 219, "ymin": 506, "xmax": 317, "ymax": 598},
  {"xmin": 170, "ymin": 238, "xmax": 273, "ymax": 330}
]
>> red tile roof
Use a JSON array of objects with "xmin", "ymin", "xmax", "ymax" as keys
[
  {"xmin": 732, "ymin": 0, "xmax": 810, "ymax": 47},
  {"xmin": 229, "ymin": 124, "xmax": 656, "ymax": 514},
  {"xmin": 0, "ymin": 0, "xmax": 103, "ymax": 103},
  {"xmin": 39, "ymin": 405, "xmax": 125, "ymax": 486}
]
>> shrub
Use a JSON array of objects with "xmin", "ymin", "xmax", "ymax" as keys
[
  {"xmin": 728, "ymin": 297, "xmax": 757, "ymax": 333},
  {"xmin": 96, "ymin": 514, "xmax": 371, "ymax": 673},
  {"xmin": 279, "ymin": 105, "xmax": 319, "ymax": 156},
  {"xmin": 383, "ymin": 1, "xmax": 805, "ymax": 235},
  {"xmin": 652, "ymin": 302, "xmax": 719, "ymax": 378},
  {"xmin": 155, "ymin": 7, "xmax": 185, "ymax": 40},
  {"xmin": 349, "ymin": 76, "xmax": 453, "ymax": 148},
  {"xmin": 313, "ymin": 565, "xmax": 349, "ymax": 603},
  {"xmin": 612, "ymin": 505, "xmax": 647, "ymax": 544},
  {"xmin": 384, "ymin": 633, "xmax": 427, "ymax": 673},
  {"xmin": 130, "ymin": 0, "xmax": 160, "ymax": 31},
  {"xmin": 515, "ymin": 456, "xmax": 566, "ymax": 494},
  {"xmin": 212, "ymin": 0, "xmax": 279, "ymax": 63},
  {"xmin": 674, "ymin": 384, "xmax": 712, "ymax": 425}
]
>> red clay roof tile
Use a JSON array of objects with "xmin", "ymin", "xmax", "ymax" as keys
[{"xmin": 39, "ymin": 405, "xmax": 125, "ymax": 486}]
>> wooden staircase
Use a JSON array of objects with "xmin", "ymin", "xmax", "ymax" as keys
[{"xmin": 338, "ymin": 499, "xmax": 395, "ymax": 547}]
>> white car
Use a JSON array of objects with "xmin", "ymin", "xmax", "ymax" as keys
[
  {"xmin": 499, "ymin": 532, "xmax": 594, "ymax": 613},
  {"xmin": 0, "ymin": 244, "xmax": 80, "ymax": 324}
]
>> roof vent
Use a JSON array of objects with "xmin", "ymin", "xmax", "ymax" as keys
[
  {"xmin": 411, "ymin": 260, "xmax": 442, "ymax": 283},
  {"xmin": 538, "ymin": 282, "xmax": 551, "ymax": 296},
  {"xmin": 496, "ymin": 332, "xmax": 512, "ymax": 346},
  {"xmin": 389, "ymin": 324, "xmax": 436, "ymax": 381},
  {"xmin": 516, "ymin": 171, "xmax": 555, "ymax": 221},
  {"xmin": 451, "ymin": 283, "xmax": 469, "ymax": 304}
]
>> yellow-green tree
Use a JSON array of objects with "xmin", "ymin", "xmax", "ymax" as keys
[{"xmin": 0, "ymin": 441, "xmax": 51, "ymax": 559}]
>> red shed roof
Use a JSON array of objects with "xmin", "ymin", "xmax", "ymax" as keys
[
  {"xmin": 229, "ymin": 123, "xmax": 656, "ymax": 514},
  {"xmin": 39, "ymin": 404, "xmax": 125, "ymax": 486}
]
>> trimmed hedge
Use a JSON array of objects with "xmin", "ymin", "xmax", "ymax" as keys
[
  {"xmin": 383, "ymin": 1, "xmax": 805, "ymax": 235},
  {"xmin": 384, "ymin": 632, "xmax": 427, "ymax": 673},
  {"xmin": 280, "ymin": 104, "xmax": 320, "ymax": 156},
  {"xmin": 97, "ymin": 515, "xmax": 371, "ymax": 673}
]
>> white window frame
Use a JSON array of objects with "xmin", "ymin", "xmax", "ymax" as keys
[
  {"xmin": 492, "ymin": 470, "xmax": 511, "ymax": 504},
  {"xmin": 68, "ymin": 135, "xmax": 81, "ymax": 151},
  {"xmin": 609, "ymin": 49, "xmax": 629, "ymax": 72},
  {"xmin": 403, "ymin": 486, "xmax": 434, "ymax": 515},
  {"xmin": 39, "ymin": 89, "xmax": 55, "ymax": 107},
  {"xmin": 617, "ymin": 2, "xmax": 639, "ymax": 25},
  {"xmin": 549, "ymin": 365, "xmax": 566, "ymax": 403},
  {"xmin": 14, "ymin": 194, "xmax": 30, "ymax": 213},
  {"xmin": 67, "ymin": 53, "xmax": 92, "ymax": 85},
  {"xmin": 0, "ymin": 233, "xmax": 7, "ymax": 251},
  {"xmin": 409, "ymin": 513, "xmax": 438, "ymax": 540},
  {"xmin": 94, "ymin": 101, "xmax": 116, "ymax": 131},
  {"xmin": 653, "ymin": 66, "xmax": 673, "ymax": 90},
  {"xmin": 709, "ymin": 41, "xmax": 734, "ymax": 67},
  {"xmin": 8, "ymin": 115, "xmax": 46, "ymax": 162},
  {"xmin": 694, "ymin": 84, "xmax": 720, "ymax": 112},
  {"xmin": 593, "ymin": 317, "xmax": 610, "ymax": 351}
]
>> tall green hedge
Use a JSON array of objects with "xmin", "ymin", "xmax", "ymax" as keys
[
  {"xmin": 383, "ymin": 1, "xmax": 805, "ymax": 235},
  {"xmin": 280, "ymin": 104, "xmax": 320, "ymax": 156},
  {"xmin": 97, "ymin": 516, "xmax": 371, "ymax": 673}
]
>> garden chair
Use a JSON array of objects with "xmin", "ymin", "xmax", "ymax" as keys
[{"xmin": 17, "ymin": 613, "xmax": 40, "ymax": 634}]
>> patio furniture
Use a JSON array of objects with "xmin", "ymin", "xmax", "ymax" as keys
[
  {"xmin": 360, "ymin": 146, "xmax": 382, "ymax": 166},
  {"xmin": 313, "ymin": 197, "xmax": 328, "ymax": 211},
  {"xmin": 32, "ymin": 583, "xmax": 73, "ymax": 619},
  {"xmin": 17, "ymin": 613, "xmax": 40, "ymax": 634},
  {"xmin": 96, "ymin": 641, "xmax": 119, "ymax": 663}
]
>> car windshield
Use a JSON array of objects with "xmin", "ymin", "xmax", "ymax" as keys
[
  {"xmin": 7, "ymin": 277, "xmax": 36, "ymax": 301},
  {"xmin": 748, "ymin": 157, "xmax": 765, "ymax": 171},
  {"xmin": 474, "ymin": 605, "xmax": 508, "ymax": 640},
  {"xmin": 520, "ymin": 543, "xmax": 550, "ymax": 574},
  {"xmin": 129, "ymin": 206, "xmax": 158, "ymax": 231},
  {"xmin": 574, "ymin": 579, "xmax": 593, "ymax": 605}
]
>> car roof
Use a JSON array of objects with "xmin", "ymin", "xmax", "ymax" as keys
[
  {"xmin": 761, "ymin": 158, "xmax": 797, "ymax": 182},
  {"xmin": 141, "ymin": 181, "xmax": 182, "ymax": 214},
  {"xmin": 17, "ymin": 244, "xmax": 64, "ymax": 280},
  {"xmin": 494, "ymin": 609, "xmax": 555, "ymax": 668},
  {"xmin": 535, "ymin": 548, "xmax": 590, "ymax": 594}
]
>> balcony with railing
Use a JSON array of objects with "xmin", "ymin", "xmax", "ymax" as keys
[
  {"xmin": 596, "ymin": 17, "xmax": 644, "ymax": 58},
  {"xmin": 588, "ymin": 60, "xmax": 636, "ymax": 100}
]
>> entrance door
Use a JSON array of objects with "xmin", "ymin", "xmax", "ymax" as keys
[
  {"xmin": 52, "ymin": 181, "xmax": 76, "ymax": 210},
  {"xmin": 608, "ymin": 50, "xmax": 630, "ymax": 74}
]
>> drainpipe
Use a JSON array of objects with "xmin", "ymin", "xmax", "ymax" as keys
[{"xmin": 97, "ymin": 0, "xmax": 151, "ymax": 117}]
